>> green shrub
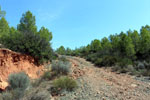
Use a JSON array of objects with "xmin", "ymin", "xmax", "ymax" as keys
[
  {"xmin": 41, "ymin": 71, "xmax": 52, "ymax": 80},
  {"xmin": 22, "ymin": 88, "xmax": 51, "ymax": 100},
  {"xmin": 0, "ymin": 43, "xmax": 5, "ymax": 48},
  {"xmin": 11, "ymin": 88, "xmax": 25, "ymax": 100},
  {"xmin": 86, "ymin": 53, "xmax": 98, "ymax": 63},
  {"xmin": 139, "ymin": 69, "xmax": 150, "ymax": 76},
  {"xmin": 95, "ymin": 58, "xmax": 102, "ymax": 66},
  {"xmin": 118, "ymin": 58, "xmax": 133, "ymax": 67},
  {"xmin": 8, "ymin": 72, "xmax": 30, "ymax": 90},
  {"xmin": 111, "ymin": 65, "xmax": 121, "ymax": 72},
  {"xmin": 28, "ymin": 90, "xmax": 51, "ymax": 100},
  {"xmin": 29, "ymin": 91, "xmax": 51, "ymax": 100},
  {"xmin": 0, "ymin": 88, "xmax": 26, "ymax": 100},
  {"xmin": 52, "ymin": 60, "xmax": 70, "ymax": 75},
  {"xmin": 95, "ymin": 56, "xmax": 118, "ymax": 67},
  {"xmin": 112, "ymin": 64, "xmax": 136, "ymax": 74},
  {"xmin": 0, "ymin": 31, "xmax": 54, "ymax": 64},
  {"xmin": 51, "ymin": 76, "xmax": 77, "ymax": 95},
  {"xmin": 58, "ymin": 55, "xmax": 68, "ymax": 62},
  {"xmin": 1, "ymin": 92, "xmax": 13, "ymax": 100}
]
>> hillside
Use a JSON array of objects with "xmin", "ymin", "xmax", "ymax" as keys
[
  {"xmin": 0, "ymin": 49, "xmax": 150, "ymax": 100},
  {"xmin": 0, "ymin": 48, "xmax": 44, "ymax": 90},
  {"xmin": 56, "ymin": 56, "xmax": 150, "ymax": 100}
]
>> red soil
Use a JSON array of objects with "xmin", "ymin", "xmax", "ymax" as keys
[{"xmin": 0, "ymin": 48, "xmax": 44, "ymax": 90}]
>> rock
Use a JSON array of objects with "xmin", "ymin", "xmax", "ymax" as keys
[
  {"xmin": 0, "ymin": 81, "xmax": 8, "ymax": 90},
  {"xmin": 102, "ymin": 97, "xmax": 106, "ymax": 100},
  {"xmin": 131, "ymin": 84, "xmax": 137, "ymax": 88},
  {"xmin": 97, "ymin": 90, "xmax": 100, "ymax": 94}
]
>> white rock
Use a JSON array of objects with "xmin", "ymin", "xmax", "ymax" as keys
[{"xmin": 131, "ymin": 84, "xmax": 137, "ymax": 87}]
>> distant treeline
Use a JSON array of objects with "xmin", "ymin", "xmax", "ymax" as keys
[{"xmin": 56, "ymin": 25, "xmax": 150, "ymax": 76}]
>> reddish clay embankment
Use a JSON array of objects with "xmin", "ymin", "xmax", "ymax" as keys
[{"xmin": 0, "ymin": 48, "xmax": 44, "ymax": 90}]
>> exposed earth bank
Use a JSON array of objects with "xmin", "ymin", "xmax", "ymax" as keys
[{"xmin": 0, "ymin": 48, "xmax": 44, "ymax": 90}]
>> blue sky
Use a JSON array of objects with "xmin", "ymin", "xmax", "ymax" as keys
[{"xmin": 1, "ymin": 0, "xmax": 150, "ymax": 49}]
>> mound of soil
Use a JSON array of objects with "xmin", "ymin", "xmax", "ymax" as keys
[{"xmin": 0, "ymin": 48, "xmax": 44, "ymax": 90}]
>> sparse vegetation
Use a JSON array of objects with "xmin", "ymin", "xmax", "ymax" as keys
[
  {"xmin": 52, "ymin": 60, "xmax": 71, "ymax": 75},
  {"xmin": 41, "ymin": 70, "xmax": 52, "ymax": 80},
  {"xmin": 0, "ymin": 92, "xmax": 13, "ymax": 100},
  {"xmin": 58, "ymin": 55, "xmax": 69, "ymax": 62},
  {"xmin": 28, "ymin": 91, "xmax": 51, "ymax": 100},
  {"xmin": 0, "ymin": 72, "xmax": 30, "ymax": 100},
  {"xmin": 8, "ymin": 72, "xmax": 30, "ymax": 91},
  {"xmin": 23, "ymin": 89, "xmax": 51, "ymax": 100},
  {"xmin": 51, "ymin": 76, "xmax": 77, "ymax": 95}
]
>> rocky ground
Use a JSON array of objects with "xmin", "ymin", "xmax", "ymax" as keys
[{"xmin": 56, "ymin": 56, "xmax": 150, "ymax": 100}]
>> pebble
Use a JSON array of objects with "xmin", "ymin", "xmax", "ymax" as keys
[{"xmin": 131, "ymin": 84, "xmax": 137, "ymax": 88}]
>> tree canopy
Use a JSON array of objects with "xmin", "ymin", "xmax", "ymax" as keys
[
  {"xmin": 17, "ymin": 11, "xmax": 37, "ymax": 33},
  {"xmin": 0, "ymin": 17, "xmax": 9, "ymax": 37},
  {"xmin": 0, "ymin": 9, "xmax": 54, "ymax": 64}
]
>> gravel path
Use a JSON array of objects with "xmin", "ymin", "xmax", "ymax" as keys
[{"xmin": 58, "ymin": 56, "xmax": 150, "ymax": 100}]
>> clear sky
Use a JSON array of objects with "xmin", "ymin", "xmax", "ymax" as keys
[{"xmin": 1, "ymin": 0, "xmax": 150, "ymax": 49}]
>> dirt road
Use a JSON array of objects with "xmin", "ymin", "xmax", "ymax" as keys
[{"xmin": 59, "ymin": 56, "xmax": 150, "ymax": 100}]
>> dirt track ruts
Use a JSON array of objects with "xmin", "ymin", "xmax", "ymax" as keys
[{"xmin": 59, "ymin": 56, "xmax": 150, "ymax": 100}]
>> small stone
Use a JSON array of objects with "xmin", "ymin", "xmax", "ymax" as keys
[
  {"xmin": 97, "ymin": 90, "xmax": 100, "ymax": 94},
  {"xmin": 102, "ymin": 97, "xmax": 106, "ymax": 100},
  {"xmin": 94, "ymin": 94, "xmax": 97, "ymax": 97},
  {"xmin": 131, "ymin": 84, "xmax": 137, "ymax": 88}
]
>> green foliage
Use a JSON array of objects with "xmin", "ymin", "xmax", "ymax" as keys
[
  {"xmin": 37, "ymin": 26, "xmax": 52, "ymax": 42},
  {"xmin": 1, "ymin": 31, "xmax": 54, "ymax": 64},
  {"xmin": 65, "ymin": 48, "xmax": 72, "ymax": 55},
  {"xmin": 42, "ymin": 71, "xmax": 52, "ymax": 80},
  {"xmin": 112, "ymin": 65, "xmax": 135, "ymax": 74},
  {"xmin": 9, "ymin": 27, "xmax": 18, "ymax": 35},
  {"xmin": 101, "ymin": 37, "xmax": 112, "ymax": 50},
  {"xmin": 22, "ymin": 88, "xmax": 51, "ymax": 100},
  {"xmin": 139, "ymin": 25, "xmax": 150, "ymax": 58},
  {"xmin": 0, "ymin": 17, "xmax": 9, "ymax": 37},
  {"xmin": 8, "ymin": 72, "xmax": 30, "ymax": 91},
  {"xmin": 0, "ymin": 6, "xmax": 6, "ymax": 18},
  {"xmin": 1, "ymin": 92, "xmax": 13, "ymax": 100},
  {"xmin": 117, "ymin": 58, "xmax": 133, "ymax": 67},
  {"xmin": 100, "ymin": 37, "xmax": 112, "ymax": 55},
  {"xmin": 17, "ymin": 11, "xmax": 37, "ymax": 33},
  {"xmin": 0, "ymin": 10, "xmax": 54, "ymax": 64},
  {"xmin": 5, "ymin": 72, "xmax": 30, "ymax": 100},
  {"xmin": 11, "ymin": 88, "xmax": 25, "ymax": 100},
  {"xmin": 119, "ymin": 32, "xmax": 135, "ymax": 57},
  {"xmin": 26, "ymin": 90, "xmax": 51, "ymax": 100},
  {"xmin": 0, "ymin": 43, "xmax": 4, "ymax": 48},
  {"xmin": 58, "ymin": 55, "xmax": 68, "ymax": 62},
  {"xmin": 52, "ymin": 76, "xmax": 77, "ymax": 94},
  {"xmin": 86, "ymin": 53, "xmax": 98, "ymax": 62},
  {"xmin": 109, "ymin": 34, "xmax": 121, "ymax": 56},
  {"xmin": 128, "ymin": 30, "xmax": 140, "ymax": 53},
  {"xmin": 65, "ymin": 25, "xmax": 150, "ymax": 76},
  {"xmin": 56, "ymin": 46, "xmax": 66, "ymax": 55},
  {"xmin": 52, "ymin": 60, "xmax": 70, "ymax": 75},
  {"xmin": 95, "ymin": 56, "xmax": 117, "ymax": 66},
  {"xmin": 29, "ymin": 91, "xmax": 51, "ymax": 100},
  {"xmin": 90, "ymin": 39, "xmax": 101, "ymax": 53}
]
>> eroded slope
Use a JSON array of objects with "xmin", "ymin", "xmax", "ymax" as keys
[{"xmin": 0, "ymin": 49, "xmax": 44, "ymax": 90}]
